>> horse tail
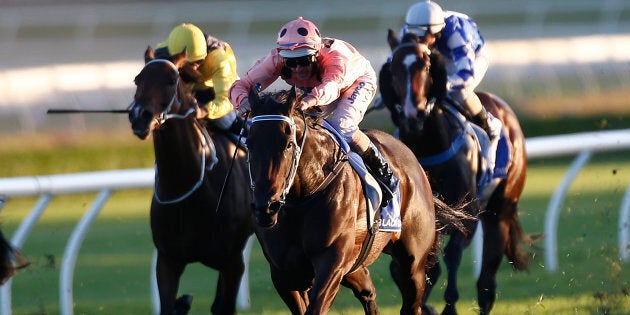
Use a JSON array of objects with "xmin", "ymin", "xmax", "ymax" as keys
[
  {"xmin": 504, "ymin": 210, "xmax": 541, "ymax": 272},
  {"xmin": 0, "ymin": 230, "xmax": 29, "ymax": 284},
  {"xmin": 433, "ymin": 196, "xmax": 475, "ymax": 237}
]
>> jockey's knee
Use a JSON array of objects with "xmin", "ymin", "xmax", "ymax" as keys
[{"xmin": 348, "ymin": 130, "xmax": 371, "ymax": 153}]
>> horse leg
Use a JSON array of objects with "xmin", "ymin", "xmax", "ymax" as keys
[
  {"xmin": 156, "ymin": 253, "xmax": 186, "ymax": 315},
  {"xmin": 209, "ymin": 253, "xmax": 245, "ymax": 315},
  {"xmin": 306, "ymin": 249, "xmax": 350, "ymax": 314},
  {"xmin": 477, "ymin": 199, "xmax": 510, "ymax": 315},
  {"xmin": 421, "ymin": 260, "xmax": 441, "ymax": 315},
  {"xmin": 341, "ymin": 266, "xmax": 378, "ymax": 315},
  {"xmin": 441, "ymin": 231, "xmax": 469, "ymax": 315},
  {"xmin": 270, "ymin": 266, "xmax": 309, "ymax": 314}
]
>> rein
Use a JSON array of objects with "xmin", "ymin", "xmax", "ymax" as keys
[
  {"xmin": 153, "ymin": 118, "xmax": 214, "ymax": 205},
  {"xmin": 138, "ymin": 58, "xmax": 216, "ymax": 205}
]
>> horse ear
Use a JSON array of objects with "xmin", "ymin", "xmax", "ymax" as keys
[
  {"xmin": 387, "ymin": 29, "xmax": 400, "ymax": 51},
  {"xmin": 171, "ymin": 48, "xmax": 188, "ymax": 68},
  {"xmin": 289, "ymin": 86, "xmax": 298, "ymax": 102},
  {"xmin": 248, "ymin": 86, "xmax": 260, "ymax": 108},
  {"xmin": 144, "ymin": 46, "xmax": 155, "ymax": 64}
]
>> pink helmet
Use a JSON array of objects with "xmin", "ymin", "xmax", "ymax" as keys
[{"xmin": 276, "ymin": 17, "xmax": 322, "ymax": 58}]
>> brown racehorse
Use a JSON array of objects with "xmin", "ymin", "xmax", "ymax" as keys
[
  {"xmin": 246, "ymin": 88, "xmax": 468, "ymax": 314},
  {"xmin": 379, "ymin": 30, "xmax": 535, "ymax": 315},
  {"xmin": 129, "ymin": 47, "xmax": 254, "ymax": 314}
]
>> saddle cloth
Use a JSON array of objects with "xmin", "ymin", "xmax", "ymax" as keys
[
  {"xmin": 433, "ymin": 104, "xmax": 510, "ymax": 202},
  {"xmin": 322, "ymin": 120, "xmax": 402, "ymax": 233}
]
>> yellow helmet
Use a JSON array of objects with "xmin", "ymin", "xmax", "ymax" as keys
[{"xmin": 166, "ymin": 23, "xmax": 207, "ymax": 63}]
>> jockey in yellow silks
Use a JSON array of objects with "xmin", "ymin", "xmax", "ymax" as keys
[{"xmin": 155, "ymin": 23, "xmax": 246, "ymax": 135}]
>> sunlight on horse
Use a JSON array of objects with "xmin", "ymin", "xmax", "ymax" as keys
[
  {"xmin": 379, "ymin": 30, "xmax": 537, "ymax": 315},
  {"xmin": 245, "ymin": 87, "xmax": 470, "ymax": 314}
]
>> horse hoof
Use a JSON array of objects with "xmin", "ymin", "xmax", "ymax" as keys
[{"xmin": 174, "ymin": 294, "xmax": 193, "ymax": 315}]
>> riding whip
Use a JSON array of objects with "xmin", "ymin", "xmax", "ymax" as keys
[{"xmin": 46, "ymin": 109, "xmax": 130, "ymax": 114}]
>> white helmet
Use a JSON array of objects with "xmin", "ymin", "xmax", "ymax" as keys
[{"xmin": 403, "ymin": 1, "xmax": 446, "ymax": 36}]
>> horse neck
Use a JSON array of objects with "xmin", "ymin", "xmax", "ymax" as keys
[
  {"xmin": 418, "ymin": 105, "xmax": 460, "ymax": 155},
  {"xmin": 291, "ymin": 124, "xmax": 344, "ymax": 198},
  {"xmin": 153, "ymin": 117, "xmax": 207, "ymax": 182}
]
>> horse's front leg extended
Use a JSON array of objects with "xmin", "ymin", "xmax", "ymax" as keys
[
  {"xmin": 442, "ymin": 232, "xmax": 468, "ymax": 315},
  {"xmin": 477, "ymin": 210, "xmax": 506, "ymax": 315},
  {"xmin": 270, "ymin": 266, "xmax": 309, "ymax": 314},
  {"xmin": 156, "ymin": 253, "xmax": 186, "ymax": 315},
  {"xmin": 307, "ymin": 247, "xmax": 351, "ymax": 314},
  {"xmin": 342, "ymin": 266, "xmax": 378, "ymax": 315},
  {"xmin": 210, "ymin": 251, "xmax": 245, "ymax": 315}
]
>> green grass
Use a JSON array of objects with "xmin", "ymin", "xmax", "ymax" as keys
[{"xmin": 3, "ymin": 156, "xmax": 630, "ymax": 314}]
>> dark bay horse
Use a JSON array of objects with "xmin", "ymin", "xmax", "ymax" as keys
[
  {"xmin": 379, "ymin": 30, "xmax": 534, "ymax": 315},
  {"xmin": 246, "ymin": 88, "xmax": 468, "ymax": 314},
  {"xmin": 129, "ymin": 47, "xmax": 254, "ymax": 314}
]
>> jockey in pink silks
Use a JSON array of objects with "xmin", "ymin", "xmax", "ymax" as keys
[{"xmin": 229, "ymin": 17, "xmax": 398, "ymax": 206}]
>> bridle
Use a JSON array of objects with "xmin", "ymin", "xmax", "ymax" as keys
[
  {"xmin": 132, "ymin": 58, "xmax": 217, "ymax": 204},
  {"xmin": 392, "ymin": 42, "xmax": 436, "ymax": 119},
  {"xmin": 248, "ymin": 113, "xmax": 307, "ymax": 208},
  {"xmin": 129, "ymin": 59, "xmax": 196, "ymax": 126}
]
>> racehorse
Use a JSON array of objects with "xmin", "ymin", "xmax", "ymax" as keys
[
  {"xmin": 0, "ymin": 229, "xmax": 29, "ymax": 285},
  {"xmin": 129, "ymin": 47, "xmax": 254, "ymax": 314},
  {"xmin": 379, "ymin": 30, "xmax": 534, "ymax": 315},
  {"xmin": 246, "ymin": 87, "xmax": 468, "ymax": 314}
]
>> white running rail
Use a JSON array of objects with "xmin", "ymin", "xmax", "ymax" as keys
[{"xmin": 1, "ymin": 129, "xmax": 630, "ymax": 314}]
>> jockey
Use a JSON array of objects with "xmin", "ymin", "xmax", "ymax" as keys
[
  {"xmin": 155, "ymin": 23, "xmax": 246, "ymax": 136},
  {"xmin": 229, "ymin": 17, "xmax": 398, "ymax": 207},
  {"xmin": 400, "ymin": 1, "xmax": 502, "ymax": 145}
]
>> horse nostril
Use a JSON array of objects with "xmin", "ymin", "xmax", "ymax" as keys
[
  {"xmin": 268, "ymin": 201, "xmax": 284, "ymax": 212},
  {"xmin": 141, "ymin": 110, "xmax": 153, "ymax": 121}
]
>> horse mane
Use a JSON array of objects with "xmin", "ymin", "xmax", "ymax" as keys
[{"xmin": 251, "ymin": 88, "xmax": 325, "ymax": 126}]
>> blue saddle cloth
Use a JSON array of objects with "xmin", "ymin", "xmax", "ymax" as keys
[
  {"xmin": 322, "ymin": 120, "xmax": 402, "ymax": 232},
  {"xmin": 395, "ymin": 104, "xmax": 509, "ymax": 200}
]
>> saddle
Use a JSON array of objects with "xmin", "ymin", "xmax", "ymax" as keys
[
  {"xmin": 440, "ymin": 103, "xmax": 510, "ymax": 203},
  {"xmin": 321, "ymin": 120, "xmax": 402, "ymax": 233}
]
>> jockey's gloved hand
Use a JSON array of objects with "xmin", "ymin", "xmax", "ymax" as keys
[
  {"xmin": 195, "ymin": 88, "xmax": 215, "ymax": 104},
  {"xmin": 237, "ymin": 98, "xmax": 251, "ymax": 116}
]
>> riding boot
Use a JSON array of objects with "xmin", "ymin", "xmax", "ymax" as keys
[
  {"xmin": 472, "ymin": 108, "xmax": 502, "ymax": 142},
  {"xmin": 360, "ymin": 142, "xmax": 399, "ymax": 207},
  {"xmin": 472, "ymin": 108, "xmax": 502, "ymax": 172}
]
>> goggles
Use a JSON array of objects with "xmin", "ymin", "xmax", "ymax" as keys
[
  {"xmin": 404, "ymin": 23, "xmax": 443, "ymax": 36},
  {"xmin": 284, "ymin": 55, "xmax": 314, "ymax": 68}
]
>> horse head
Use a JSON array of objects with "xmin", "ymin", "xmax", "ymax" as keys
[
  {"xmin": 128, "ymin": 46, "xmax": 196, "ymax": 139},
  {"xmin": 381, "ymin": 30, "xmax": 447, "ymax": 135},
  {"xmin": 246, "ymin": 87, "xmax": 305, "ymax": 228}
]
